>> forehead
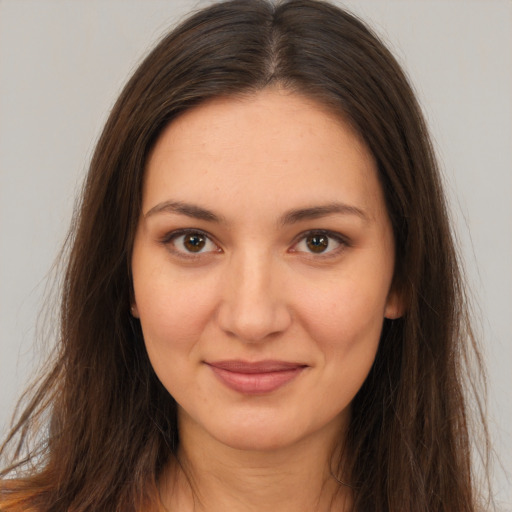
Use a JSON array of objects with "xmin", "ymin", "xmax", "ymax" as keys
[{"xmin": 143, "ymin": 88, "xmax": 385, "ymax": 221}]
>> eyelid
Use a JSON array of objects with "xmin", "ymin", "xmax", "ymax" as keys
[
  {"xmin": 159, "ymin": 227, "xmax": 349, "ymax": 260},
  {"xmin": 160, "ymin": 228, "xmax": 222, "ymax": 258},
  {"xmin": 289, "ymin": 229, "xmax": 350, "ymax": 257}
]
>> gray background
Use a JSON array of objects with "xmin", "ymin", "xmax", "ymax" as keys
[{"xmin": 1, "ymin": 0, "xmax": 510, "ymax": 506}]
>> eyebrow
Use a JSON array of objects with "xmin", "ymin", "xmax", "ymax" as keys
[
  {"xmin": 145, "ymin": 201, "xmax": 225, "ymax": 223},
  {"xmin": 278, "ymin": 203, "xmax": 368, "ymax": 225},
  {"xmin": 144, "ymin": 200, "xmax": 368, "ymax": 224}
]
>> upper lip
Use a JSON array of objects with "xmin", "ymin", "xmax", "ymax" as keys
[{"xmin": 206, "ymin": 360, "xmax": 307, "ymax": 374}]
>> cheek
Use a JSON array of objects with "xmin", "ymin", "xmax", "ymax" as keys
[
  {"xmin": 294, "ymin": 268, "xmax": 389, "ymax": 392},
  {"xmin": 134, "ymin": 269, "xmax": 222, "ymax": 401},
  {"xmin": 133, "ymin": 259, "xmax": 219, "ymax": 361},
  {"xmin": 298, "ymin": 273, "xmax": 388, "ymax": 343}
]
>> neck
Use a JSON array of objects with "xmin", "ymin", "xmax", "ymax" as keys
[{"xmin": 160, "ymin": 413, "xmax": 351, "ymax": 512}]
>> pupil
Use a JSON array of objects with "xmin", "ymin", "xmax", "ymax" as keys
[
  {"xmin": 307, "ymin": 234, "xmax": 328, "ymax": 253},
  {"xmin": 184, "ymin": 234, "xmax": 205, "ymax": 252}
]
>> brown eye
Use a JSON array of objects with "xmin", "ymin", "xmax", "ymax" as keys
[
  {"xmin": 292, "ymin": 230, "xmax": 345, "ymax": 256},
  {"xmin": 305, "ymin": 233, "xmax": 329, "ymax": 253},
  {"xmin": 183, "ymin": 233, "xmax": 206, "ymax": 252},
  {"xmin": 166, "ymin": 230, "xmax": 219, "ymax": 256}
]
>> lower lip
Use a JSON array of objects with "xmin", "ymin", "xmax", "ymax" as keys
[{"xmin": 208, "ymin": 366, "xmax": 305, "ymax": 395}]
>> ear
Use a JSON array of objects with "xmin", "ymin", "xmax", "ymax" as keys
[
  {"xmin": 384, "ymin": 287, "xmax": 405, "ymax": 320},
  {"xmin": 130, "ymin": 303, "xmax": 140, "ymax": 318}
]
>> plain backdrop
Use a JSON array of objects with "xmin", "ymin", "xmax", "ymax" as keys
[{"xmin": 1, "ymin": 0, "xmax": 511, "ymax": 506}]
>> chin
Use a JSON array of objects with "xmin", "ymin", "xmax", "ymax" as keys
[
  {"xmin": 198, "ymin": 407, "xmax": 344, "ymax": 454},
  {"xmin": 213, "ymin": 425, "xmax": 301, "ymax": 453}
]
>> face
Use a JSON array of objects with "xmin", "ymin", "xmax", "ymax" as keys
[{"xmin": 131, "ymin": 88, "xmax": 402, "ymax": 452}]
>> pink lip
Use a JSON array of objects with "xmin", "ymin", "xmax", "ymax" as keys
[{"xmin": 206, "ymin": 360, "xmax": 307, "ymax": 395}]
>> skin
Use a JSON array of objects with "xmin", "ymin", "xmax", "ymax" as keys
[{"xmin": 131, "ymin": 88, "xmax": 402, "ymax": 511}]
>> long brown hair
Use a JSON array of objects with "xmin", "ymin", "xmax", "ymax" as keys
[{"xmin": 0, "ymin": 1, "xmax": 490, "ymax": 510}]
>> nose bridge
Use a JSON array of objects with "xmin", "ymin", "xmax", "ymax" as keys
[{"xmin": 217, "ymin": 247, "xmax": 290, "ymax": 342}]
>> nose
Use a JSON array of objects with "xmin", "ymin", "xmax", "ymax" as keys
[{"xmin": 216, "ymin": 251, "xmax": 292, "ymax": 343}]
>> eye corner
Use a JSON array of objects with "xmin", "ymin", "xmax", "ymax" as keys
[
  {"xmin": 289, "ymin": 229, "xmax": 349, "ymax": 258},
  {"xmin": 160, "ymin": 228, "xmax": 223, "ymax": 259}
]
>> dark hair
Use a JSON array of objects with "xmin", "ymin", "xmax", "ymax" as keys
[{"xmin": 0, "ymin": 1, "xmax": 489, "ymax": 511}]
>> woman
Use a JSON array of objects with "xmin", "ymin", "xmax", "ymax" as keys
[{"xmin": 0, "ymin": 0, "xmax": 490, "ymax": 511}]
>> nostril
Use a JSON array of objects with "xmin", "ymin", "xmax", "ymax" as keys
[
  {"xmin": 216, "ymin": 300, "xmax": 292, "ymax": 343},
  {"xmin": 215, "ymin": 256, "xmax": 292, "ymax": 342}
]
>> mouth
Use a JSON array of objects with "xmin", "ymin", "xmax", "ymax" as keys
[{"xmin": 205, "ymin": 360, "xmax": 307, "ymax": 395}]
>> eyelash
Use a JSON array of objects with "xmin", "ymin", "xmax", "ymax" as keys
[
  {"xmin": 160, "ymin": 228, "xmax": 349, "ymax": 259},
  {"xmin": 160, "ymin": 228, "xmax": 221, "ymax": 259},
  {"xmin": 290, "ymin": 229, "xmax": 349, "ymax": 258}
]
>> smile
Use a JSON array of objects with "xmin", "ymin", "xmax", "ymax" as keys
[{"xmin": 206, "ymin": 360, "xmax": 307, "ymax": 395}]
